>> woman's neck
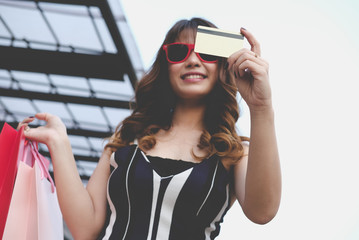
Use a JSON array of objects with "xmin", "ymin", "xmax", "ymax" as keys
[{"xmin": 171, "ymin": 101, "xmax": 206, "ymax": 131}]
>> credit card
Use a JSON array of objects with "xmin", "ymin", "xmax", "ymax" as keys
[{"xmin": 194, "ymin": 26, "xmax": 244, "ymax": 58}]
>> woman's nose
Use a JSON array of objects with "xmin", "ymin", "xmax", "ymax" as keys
[{"xmin": 185, "ymin": 51, "xmax": 201, "ymax": 66}]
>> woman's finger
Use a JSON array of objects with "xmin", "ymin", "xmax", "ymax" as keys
[
  {"xmin": 234, "ymin": 60, "xmax": 263, "ymax": 80},
  {"xmin": 34, "ymin": 112, "xmax": 51, "ymax": 121},
  {"xmin": 227, "ymin": 48, "xmax": 257, "ymax": 70},
  {"xmin": 234, "ymin": 51, "xmax": 267, "ymax": 68},
  {"xmin": 230, "ymin": 51, "xmax": 268, "ymax": 78},
  {"xmin": 17, "ymin": 116, "xmax": 35, "ymax": 130},
  {"xmin": 240, "ymin": 28, "xmax": 261, "ymax": 56}
]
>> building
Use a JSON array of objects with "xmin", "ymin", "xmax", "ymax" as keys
[{"xmin": 0, "ymin": 0, "xmax": 144, "ymax": 238}]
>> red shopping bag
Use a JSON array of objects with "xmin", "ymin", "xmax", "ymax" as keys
[
  {"xmin": 3, "ymin": 140, "xmax": 63, "ymax": 240},
  {"xmin": 0, "ymin": 123, "xmax": 25, "ymax": 238}
]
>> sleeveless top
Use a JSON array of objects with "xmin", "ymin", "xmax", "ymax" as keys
[{"xmin": 99, "ymin": 144, "xmax": 231, "ymax": 240}]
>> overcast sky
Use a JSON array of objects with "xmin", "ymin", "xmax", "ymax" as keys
[{"xmin": 120, "ymin": 0, "xmax": 359, "ymax": 239}]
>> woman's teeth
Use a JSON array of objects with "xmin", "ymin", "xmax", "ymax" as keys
[{"xmin": 183, "ymin": 74, "xmax": 203, "ymax": 79}]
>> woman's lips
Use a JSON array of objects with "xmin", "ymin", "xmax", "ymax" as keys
[{"xmin": 181, "ymin": 73, "xmax": 207, "ymax": 82}]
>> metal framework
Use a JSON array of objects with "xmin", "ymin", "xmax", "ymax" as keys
[{"xmin": 0, "ymin": 0, "xmax": 143, "ymax": 181}]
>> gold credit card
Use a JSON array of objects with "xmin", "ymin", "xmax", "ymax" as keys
[{"xmin": 194, "ymin": 26, "xmax": 244, "ymax": 58}]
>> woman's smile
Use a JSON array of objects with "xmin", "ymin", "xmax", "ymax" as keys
[{"xmin": 181, "ymin": 71, "xmax": 207, "ymax": 82}]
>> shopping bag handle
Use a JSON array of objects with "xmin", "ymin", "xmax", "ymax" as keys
[
  {"xmin": 29, "ymin": 141, "xmax": 56, "ymax": 193},
  {"xmin": 16, "ymin": 126, "xmax": 26, "ymax": 167}
]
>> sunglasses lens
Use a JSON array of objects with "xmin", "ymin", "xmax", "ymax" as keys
[
  {"xmin": 199, "ymin": 53, "xmax": 218, "ymax": 62},
  {"xmin": 167, "ymin": 44, "xmax": 189, "ymax": 62}
]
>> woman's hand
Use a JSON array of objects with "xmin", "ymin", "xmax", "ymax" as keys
[
  {"xmin": 17, "ymin": 113, "xmax": 68, "ymax": 149},
  {"xmin": 18, "ymin": 113, "xmax": 110, "ymax": 238},
  {"xmin": 227, "ymin": 28, "xmax": 272, "ymax": 112}
]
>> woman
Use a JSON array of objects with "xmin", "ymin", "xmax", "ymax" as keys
[{"xmin": 19, "ymin": 18, "xmax": 281, "ymax": 239}]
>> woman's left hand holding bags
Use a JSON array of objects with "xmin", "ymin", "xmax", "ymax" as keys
[
  {"xmin": 17, "ymin": 113, "xmax": 110, "ymax": 239},
  {"xmin": 17, "ymin": 114, "xmax": 68, "ymax": 149}
]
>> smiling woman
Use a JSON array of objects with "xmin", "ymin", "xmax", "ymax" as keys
[
  {"xmin": 167, "ymin": 39, "xmax": 219, "ymax": 101},
  {"xmin": 17, "ymin": 17, "xmax": 281, "ymax": 239},
  {"xmin": 109, "ymin": 18, "xmax": 246, "ymax": 162}
]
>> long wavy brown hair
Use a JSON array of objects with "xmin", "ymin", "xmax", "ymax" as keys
[{"xmin": 106, "ymin": 17, "xmax": 249, "ymax": 161}]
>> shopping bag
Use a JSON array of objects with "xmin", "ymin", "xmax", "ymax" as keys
[
  {"xmin": 0, "ymin": 123, "xmax": 25, "ymax": 238},
  {"xmin": 3, "ymin": 140, "xmax": 63, "ymax": 240}
]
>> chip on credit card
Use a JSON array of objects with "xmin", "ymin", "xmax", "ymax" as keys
[{"xmin": 194, "ymin": 26, "xmax": 244, "ymax": 58}]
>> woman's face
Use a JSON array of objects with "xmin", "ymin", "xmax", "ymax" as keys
[{"xmin": 167, "ymin": 30, "xmax": 219, "ymax": 103}]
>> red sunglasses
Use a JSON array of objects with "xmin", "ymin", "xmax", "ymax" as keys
[{"xmin": 162, "ymin": 42, "xmax": 218, "ymax": 64}]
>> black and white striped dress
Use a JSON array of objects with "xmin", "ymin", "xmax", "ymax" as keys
[{"xmin": 99, "ymin": 144, "xmax": 231, "ymax": 240}]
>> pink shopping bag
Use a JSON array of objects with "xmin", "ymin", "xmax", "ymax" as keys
[{"xmin": 3, "ymin": 140, "xmax": 63, "ymax": 240}]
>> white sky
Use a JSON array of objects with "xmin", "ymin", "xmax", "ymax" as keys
[{"xmin": 120, "ymin": 0, "xmax": 359, "ymax": 239}]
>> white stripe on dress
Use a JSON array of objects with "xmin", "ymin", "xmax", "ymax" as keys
[
  {"xmin": 146, "ymin": 171, "xmax": 162, "ymax": 240},
  {"xmin": 122, "ymin": 146, "xmax": 139, "ymax": 240},
  {"xmin": 102, "ymin": 153, "xmax": 119, "ymax": 240},
  {"xmin": 204, "ymin": 184, "xmax": 230, "ymax": 239},
  {"xmin": 155, "ymin": 168, "xmax": 193, "ymax": 240},
  {"xmin": 196, "ymin": 161, "xmax": 219, "ymax": 216}
]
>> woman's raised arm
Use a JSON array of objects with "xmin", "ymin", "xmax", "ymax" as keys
[{"xmin": 19, "ymin": 113, "xmax": 110, "ymax": 239}]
